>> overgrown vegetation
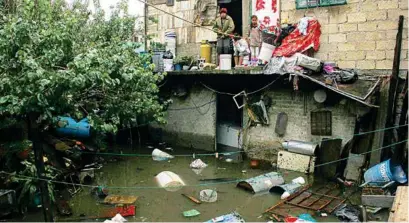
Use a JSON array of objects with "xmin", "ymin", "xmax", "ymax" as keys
[{"xmin": 0, "ymin": 0, "xmax": 168, "ymax": 135}]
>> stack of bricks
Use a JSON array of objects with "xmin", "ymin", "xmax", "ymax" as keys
[{"xmin": 281, "ymin": 0, "xmax": 408, "ymax": 70}]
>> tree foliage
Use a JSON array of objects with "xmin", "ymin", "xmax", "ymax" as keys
[{"xmin": 0, "ymin": 0, "xmax": 167, "ymax": 133}]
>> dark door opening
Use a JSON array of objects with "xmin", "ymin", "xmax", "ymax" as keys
[
  {"xmin": 217, "ymin": 94, "xmax": 242, "ymax": 128},
  {"xmin": 218, "ymin": 0, "xmax": 243, "ymax": 36}
]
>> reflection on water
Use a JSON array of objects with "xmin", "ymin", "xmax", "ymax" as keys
[{"xmin": 15, "ymin": 147, "xmax": 342, "ymax": 222}]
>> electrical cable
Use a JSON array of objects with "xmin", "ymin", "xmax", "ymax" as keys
[{"xmin": 200, "ymin": 76, "xmax": 281, "ymax": 96}]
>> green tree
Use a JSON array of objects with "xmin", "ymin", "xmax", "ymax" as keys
[
  {"xmin": 0, "ymin": 0, "xmax": 167, "ymax": 133},
  {"xmin": 0, "ymin": 0, "xmax": 167, "ymax": 221}
]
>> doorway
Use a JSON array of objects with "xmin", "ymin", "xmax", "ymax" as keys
[
  {"xmin": 216, "ymin": 93, "xmax": 243, "ymax": 162},
  {"xmin": 218, "ymin": 0, "xmax": 243, "ymax": 36}
]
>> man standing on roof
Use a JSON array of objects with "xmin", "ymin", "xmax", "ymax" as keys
[{"xmin": 213, "ymin": 8, "xmax": 235, "ymax": 67}]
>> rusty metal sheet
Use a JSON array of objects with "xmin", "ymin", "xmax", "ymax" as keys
[
  {"xmin": 265, "ymin": 185, "xmax": 346, "ymax": 218},
  {"xmin": 103, "ymin": 195, "xmax": 138, "ymax": 205},
  {"xmin": 277, "ymin": 151, "xmax": 316, "ymax": 173}
]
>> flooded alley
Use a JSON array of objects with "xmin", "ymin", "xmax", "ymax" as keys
[{"xmin": 28, "ymin": 145, "xmax": 345, "ymax": 222}]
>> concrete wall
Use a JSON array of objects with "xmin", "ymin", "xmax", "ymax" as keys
[
  {"xmin": 244, "ymin": 88, "xmax": 368, "ymax": 161},
  {"xmin": 280, "ymin": 0, "xmax": 408, "ymax": 70},
  {"xmin": 150, "ymin": 84, "xmax": 217, "ymax": 151},
  {"xmin": 147, "ymin": 0, "xmax": 217, "ymax": 57}
]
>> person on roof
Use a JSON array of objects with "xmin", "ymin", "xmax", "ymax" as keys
[{"xmin": 213, "ymin": 8, "xmax": 235, "ymax": 67}]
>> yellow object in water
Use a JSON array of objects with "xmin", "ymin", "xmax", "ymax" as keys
[{"xmin": 200, "ymin": 40, "xmax": 212, "ymax": 64}]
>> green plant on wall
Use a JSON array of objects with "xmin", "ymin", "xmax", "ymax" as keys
[{"xmin": 174, "ymin": 55, "xmax": 194, "ymax": 66}]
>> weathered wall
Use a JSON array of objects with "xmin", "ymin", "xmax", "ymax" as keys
[
  {"xmin": 148, "ymin": 0, "xmax": 407, "ymax": 69},
  {"xmin": 280, "ymin": 0, "xmax": 408, "ymax": 70},
  {"xmin": 147, "ymin": 0, "xmax": 217, "ymax": 57},
  {"xmin": 244, "ymin": 88, "xmax": 368, "ymax": 161},
  {"xmin": 149, "ymin": 84, "xmax": 217, "ymax": 151}
]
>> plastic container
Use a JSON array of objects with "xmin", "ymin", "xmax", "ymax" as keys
[
  {"xmin": 292, "ymin": 177, "xmax": 306, "ymax": 185},
  {"xmin": 242, "ymin": 56, "xmax": 249, "ymax": 65},
  {"xmin": 152, "ymin": 149, "xmax": 174, "ymax": 161},
  {"xmin": 155, "ymin": 171, "xmax": 185, "ymax": 192},
  {"xmin": 219, "ymin": 54, "xmax": 232, "ymax": 70},
  {"xmin": 364, "ymin": 159, "xmax": 408, "ymax": 184},
  {"xmin": 152, "ymin": 50, "xmax": 165, "ymax": 72},
  {"xmin": 56, "ymin": 117, "xmax": 90, "ymax": 138},
  {"xmin": 174, "ymin": 64, "xmax": 182, "ymax": 71},
  {"xmin": 199, "ymin": 189, "xmax": 217, "ymax": 203},
  {"xmin": 200, "ymin": 40, "xmax": 212, "ymax": 63},
  {"xmin": 163, "ymin": 59, "xmax": 174, "ymax": 71},
  {"xmin": 258, "ymin": 42, "xmax": 275, "ymax": 62}
]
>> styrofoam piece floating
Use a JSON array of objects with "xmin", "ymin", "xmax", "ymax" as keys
[{"xmin": 277, "ymin": 151, "xmax": 316, "ymax": 173}]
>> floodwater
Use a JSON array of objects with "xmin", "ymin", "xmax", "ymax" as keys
[{"xmin": 15, "ymin": 146, "xmax": 343, "ymax": 222}]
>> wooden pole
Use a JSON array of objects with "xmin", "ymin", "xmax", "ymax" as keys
[
  {"xmin": 144, "ymin": 3, "xmax": 148, "ymax": 51},
  {"xmin": 383, "ymin": 15, "xmax": 404, "ymax": 158}
]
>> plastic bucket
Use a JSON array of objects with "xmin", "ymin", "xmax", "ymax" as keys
[
  {"xmin": 242, "ymin": 56, "xmax": 249, "ymax": 65},
  {"xmin": 163, "ymin": 59, "xmax": 174, "ymax": 71},
  {"xmin": 199, "ymin": 189, "xmax": 217, "ymax": 202},
  {"xmin": 364, "ymin": 159, "xmax": 407, "ymax": 184},
  {"xmin": 259, "ymin": 42, "xmax": 275, "ymax": 62},
  {"xmin": 220, "ymin": 54, "xmax": 232, "ymax": 70},
  {"xmin": 155, "ymin": 171, "xmax": 185, "ymax": 191},
  {"xmin": 174, "ymin": 64, "xmax": 182, "ymax": 71}
]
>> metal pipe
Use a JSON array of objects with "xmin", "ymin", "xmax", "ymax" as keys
[{"xmin": 282, "ymin": 140, "xmax": 319, "ymax": 156}]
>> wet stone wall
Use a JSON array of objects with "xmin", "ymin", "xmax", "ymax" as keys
[
  {"xmin": 244, "ymin": 89, "xmax": 360, "ymax": 161},
  {"xmin": 149, "ymin": 84, "xmax": 217, "ymax": 151}
]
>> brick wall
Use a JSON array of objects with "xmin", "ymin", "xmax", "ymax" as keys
[
  {"xmin": 149, "ymin": 84, "xmax": 217, "ymax": 151},
  {"xmin": 280, "ymin": 0, "xmax": 408, "ymax": 70},
  {"xmin": 243, "ymin": 88, "xmax": 367, "ymax": 161}
]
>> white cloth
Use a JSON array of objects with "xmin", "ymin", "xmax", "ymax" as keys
[
  {"xmin": 233, "ymin": 39, "xmax": 250, "ymax": 56},
  {"xmin": 298, "ymin": 17, "xmax": 312, "ymax": 36}
]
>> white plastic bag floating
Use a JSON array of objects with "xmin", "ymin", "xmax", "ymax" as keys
[
  {"xmin": 104, "ymin": 214, "xmax": 127, "ymax": 223},
  {"xmin": 152, "ymin": 149, "xmax": 174, "ymax": 161},
  {"xmin": 111, "ymin": 214, "xmax": 127, "ymax": 222},
  {"xmin": 190, "ymin": 159, "xmax": 208, "ymax": 169}
]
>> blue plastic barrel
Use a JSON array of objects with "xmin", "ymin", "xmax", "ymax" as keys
[
  {"xmin": 174, "ymin": 64, "xmax": 182, "ymax": 71},
  {"xmin": 364, "ymin": 159, "xmax": 408, "ymax": 184},
  {"xmin": 55, "ymin": 116, "xmax": 90, "ymax": 138}
]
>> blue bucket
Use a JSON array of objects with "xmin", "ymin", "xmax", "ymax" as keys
[
  {"xmin": 174, "ymin": 64, "xmax": 182, "ymax": 71},
  {"xmin": 364, "ymin": 159, "xmax": 407, "ymax": 184}
]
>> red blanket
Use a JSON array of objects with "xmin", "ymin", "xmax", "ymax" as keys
[{"xmin": 273, "ymin": 19, "xmax": 321, "ymax": 57}]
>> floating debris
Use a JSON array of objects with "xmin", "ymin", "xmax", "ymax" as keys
[
  {"xmin": 182, "ymin": 209, "xmax": 200, "ymax": 217},
  {"xmin": 237, "ymin": 172, "xmax": 284, "ymax": 193}
]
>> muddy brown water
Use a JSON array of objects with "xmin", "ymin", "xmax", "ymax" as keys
[{"xmin": 13, "ymin": 147, "xmax": 343, "ymax": 222}]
